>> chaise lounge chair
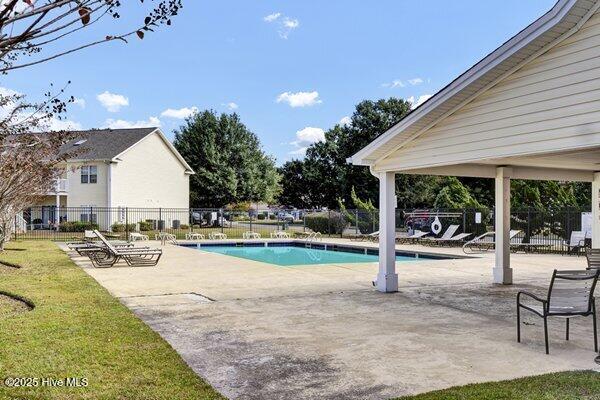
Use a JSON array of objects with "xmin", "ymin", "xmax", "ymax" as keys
[
  {"xmin": 399, "ymin": 230, "xmax": 430, "ymax": 244},
  {"xmin": 586, "ymin": 248, "xmax": 600, "ymax": 271},
  {"xmin": 517, "ymin": 269, "xmax": 599, "ymax": 354},
  {"xmin": 422, "ymin": 225, "xmax": 459, "ymax": 246},
  {"xmin": 244, "ymin": 231, "xmax": 262, "ymax": 239},
  {"xmin": 85, "ymin": 230, "xmax": 162, "ymax": 268},
  {"xmin": 462, "ymin": 230, "xmax": 521, "ymax": 254}
]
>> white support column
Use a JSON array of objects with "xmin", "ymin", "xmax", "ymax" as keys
[
  {"xmin": 592, "ymin": 172, "xmax": 600, "ymax": 248},
  {"xmin": 377, "ymin": 171, "xmax": 398, "ymax": 293},
  {"xmin": 494, "ymin": 167, "xmax": 513, "ymax": 285}
]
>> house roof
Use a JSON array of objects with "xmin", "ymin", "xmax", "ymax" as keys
[
  {"xmin": 350, "ymin": 0, "xmax": 600, "ymax": 166},
  {"xmin": 60, "ymin": 127, "xmax": 157, "ymax": 160},
  {"xmin": 59, "ymin": 127, "xmax": 195, "ymax": 174}
]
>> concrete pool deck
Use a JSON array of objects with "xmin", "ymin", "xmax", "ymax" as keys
[{"xmin": 63, "ymin": 240, "xmax": 600, "ymax": 399}]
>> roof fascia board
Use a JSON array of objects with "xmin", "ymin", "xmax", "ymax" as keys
[{"xmin": 350, "ymin": 0, "xmax": 582, "ymax": 165}]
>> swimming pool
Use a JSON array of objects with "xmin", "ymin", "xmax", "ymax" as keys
[{"xmin": 185, "ymin": 243, "xmax": 450, "ymax": 266}]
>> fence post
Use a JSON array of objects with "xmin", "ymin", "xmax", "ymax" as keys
[
  {"xmin": 328, "ymin": 210, "xmax": 331, "ymax": 237},
  {"xmin": 303, "ymin": 213, "xmax": 306, "ymax": 232},
  {"xmin": 250, "ymin": 213, "xmax": 253, "ymax": 233},
  {"xmin": 220, "ymin": 209, "xmax": 224, "ymax": 234},
  {"xmin": 13, "ymin": 214, "xmax": 17, "ymax": 241},
  {"xmin": 158, "ymin": 207, "xmax": 162, "ymax": 232},
  {"xmin": 355, "ymin": 210, "xmax": 359, "ymax": 235},
  {"xmin": 125, "ymin": 207, "xmax": 129, "ymax": 242},
  {"xmin": 526, "ymin": 208, "xmax": 531, "ymax": 243},
  {"xmin": 462, "ymin": 209, "xmax": 467, "ymax": 233}
]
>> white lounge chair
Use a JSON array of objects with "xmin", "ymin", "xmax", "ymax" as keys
[
  {"xmin": 423, "ymin": 225, "xmax": 459, "ymax": 245},
  {"xmin": 209, "ymin": 232, "xmax": 227, "ymax": 240},
  {"xmin": 243, "ymin": 231, "xmax": 261, "ymax": 239},
  {"xmin": 270, "ymin": 231, "xmax": 290, "ymax": 239},
  {"xmin": 129, "ymin": 232, "xmax": 149, "ymax": 241},
  {"xmin": 185, "ymin": 232, "xmax": 205, "ymax": 240},
  {"xmin": 155, "ymin": 232, "xmax": 177, "ymax": 244},
  {"xmin": 563, "ymin": 230, "xmax": 587, "ymax": 254},
  {"xmin": 463, "ymin": 230, "xmax": 521, "ymax": 254}
]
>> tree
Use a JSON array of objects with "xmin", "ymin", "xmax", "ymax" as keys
[
  {"xmin": 291, "ymin": 98, "xmax": 413, "ymax": 208},
  {"xmin": 433, "ymin": 177, "xmax": 484, "ymax": 209},
  {"xmin": 173, "ymin": 111, "xmax": 281, "ymax": 208},
  {"xmin": 0, "ymin": 90, "xmax": 74, "ymax": 250},
  {"xmin": 278, "ymin": 160, "xmax": 310, "ymax": 208},
  {"xmin": 0, "ymin": 0, "xmax": 182, "ymax": 73}
]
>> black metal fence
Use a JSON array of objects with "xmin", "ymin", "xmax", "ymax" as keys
[{"xmin": 12, "ymin": 206, "xmax": 592, "ymax": 254}]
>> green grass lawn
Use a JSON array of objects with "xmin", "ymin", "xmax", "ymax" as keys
[
  {"xmin": 395, "ymin": 371, "xmax": 600, "ymax": 400},
  {"xmin": 0, "ymin": 241, "xmax": 224, "ymax": 400}
]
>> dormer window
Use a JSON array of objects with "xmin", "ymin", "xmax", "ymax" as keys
[{"xmin": 81, "ymin": 165, "xmax": 97, "ymax": 184}]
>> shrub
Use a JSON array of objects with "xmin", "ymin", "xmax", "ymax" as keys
[
  {"xmin": 111, "ymin": 223, "xmax": 136, "ymax": 233},
  {"xmin": 59, "ymin": 221, "xmax": 99, "ymax": 232},
  {"xmin": 304, "ymin": 211, "xmax": 347, "ymax": 235},
  {"xmin": 257, "ymin": 214, "xmax": 266, "ymax": 220},
  {"xmin": 139, "ymin": 221, "xmax": 154, "ymax": 231},
  {"xmin": 180, "ymin": 224, "xmax": 189, "ymax": 230},
  {"xmin": 268, "ymin": 214, "xmax": 276, "ymax": 220}
]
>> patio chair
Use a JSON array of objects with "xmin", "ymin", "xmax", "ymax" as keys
[
  {"xmin": 433, "ymin": 232, "xmax": 472, "ymax": 246},
  {"xmin": 463, "ymin": 230, "xmax": 521, "ymax": 254},
  {"xmin": 87, "ymin": 230, "xmax": 162, "ymax": 268},
  {"xmin": 209, "ymin": 232, "xmax": 227, "ymax": 240},
  {"xmin": 517, "ymin": 269, "xmax": 600, "ymax": 354},
  {"xmin": 399, "ymin": 230, "xmax": 430, "ymax": 244},
  {"xmin": 185, "ymin": 232, "xmax": 205, "ymax": 240},
  {"xmin": 155, "ymin": 232, "xmax": 178, "ymax": 244},
  {"xmin": 586, "ymin": 248, "xmax": 600, "ymax": 271},
  {"xmin": 564, "ymin": 231, "xmax": 587, "ymax": 255},
  {"xmin": 129, "ymin": 232, "xmax": 149, "ymax": 241},
  {"xmin": 270, "ymin": 231, "xmax": 290, "ymax": 239},
  {"xmin": 422, "ymin": 225, "xmax": 459, "ymax": 246},
  {"xmin": 243, "ymin": 231, "xmax": 261, "ymax": 239}
]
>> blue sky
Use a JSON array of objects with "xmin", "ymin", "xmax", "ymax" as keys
[{"xmin": 2, "ymin": 0, "xmax": 556, "ymax": 164}]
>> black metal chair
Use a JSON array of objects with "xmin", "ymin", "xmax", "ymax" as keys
[
  {"xmin": 586, "ymin": 248, "xmax": 600, "ymax": 271},
  {"xmin": 517, "ymin": 269, "xmax": 599, "ymax": 354}
]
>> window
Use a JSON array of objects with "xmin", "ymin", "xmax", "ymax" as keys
[
  {"xmin": 81, "ymin": 165, "xmax": 97, "ymax": 184},
  {"xmin": 80, "ymin": 205, "xmax": 97, "ymax": 223}
]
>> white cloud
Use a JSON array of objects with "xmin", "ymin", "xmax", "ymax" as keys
[
  {"xmin": 279, "ymin": 17, "xmax": 299, "ymax": 39},
  {"xmin": 276, "ymin": 91, "xmax": 322, "ymax": 108},
  {"xmin": 264, "ymin": 12, "xmax": 299, "ymax": 39},
  {"xmin": 408, "ymin": 94, "xmax": 433, "ymax": 109},
  {"xmin": 263, "ymin": 12, "xmax": 281, "ymax": 22},
  {"xmin": 225, "ymin": 102, "xmax": 238, "ymax": 111},
  {"xmin": 295, "ymin": 127, "xmax": 325, "ymax": 144},
  {"xmin": 382, "ymin": 77, "xmax": 425, "ymax": 89},
  {"xmin": 408, "ymin": 78, "xmax": 424, "ymax": 86},
  {"xmin": 289, "ymin": 126, "xmax": 325, "ymax": 156},
  {"xmin": 0, "ymin": 86, "xmax": 21, "ymax": 97},
  {"xmin": 46, "ymin": 117, "xmax": 83, "ymax": 131},
  {"xmin": 96, "ymin": 91, "xmax": 129, "ymax": 112},
  {"xmin": 104, "ymin": 116, "xmax": 161, "ymax": 129},
  {"xmin": 160, "ymin": 106, "xmax": 198, "ymax": 119},
  {"xmin": 339, "ymin": 116, "xmax": 352, "ymax": 127},
  {"xmin": 381, "ymin": 79, "xmax": 404, "ymax": 88},
  {"xmin": 73, "ymin": 97, "xmax": 86, "ymax": 109}
]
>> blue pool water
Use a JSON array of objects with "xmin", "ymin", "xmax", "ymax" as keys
[{"xmin": 197, "ymin": 245, "xmax": 421, "ymax": 266}]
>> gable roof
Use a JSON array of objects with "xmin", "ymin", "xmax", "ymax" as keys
[
  {"xmin": 60, "ymin": 128, "xmax": 157, "ymax": 160},
  {"xmin": 59, "ymin": 127, "xmax": 195, "ymax": 174},
  {"xmin": 350, "ymin": 0, "xmax": 600, "ymax": 166}
]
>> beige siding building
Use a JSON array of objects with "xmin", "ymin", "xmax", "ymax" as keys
[{"xmin": 29, "ymin": 127, "xmax": 194, "ymax": 229}]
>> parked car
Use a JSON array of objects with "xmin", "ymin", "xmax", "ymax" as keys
[{"xmin": 277, "ymin": 212, "xmax": 295, "ymax": 222}]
